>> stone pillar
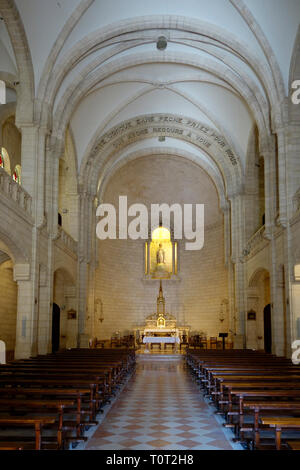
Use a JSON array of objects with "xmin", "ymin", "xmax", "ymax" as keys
[
  {"xmin": 222, "ymin": 203, "xmax": 235, "ymax": 343},
  {"xmin": 230, "ymin": 193, "xmax": 247, "ymax": 348},
  {"xmin": 276, "ymin": 128, "xmax": 288, "ymax": 228},
  {"xmin": 37, "ymin": 259, "xmax": 52, "ymax": 355},
  {"xmin": 272, "ymin": 264, "xmax": 287, "ymax": 356},
  {"xmin": 262, "ymin": 140, "xmax": 277, "ymax": 239},
  {"xmin": 20, "ymin": 126, "xmax": 48, "ymax": 225},
  {"xmin": 78, "ymin": 191, "xmax": 95, "ymax": 347},
  {"xmin": 14, "ymin": 263, "xmax": 36, "ymax": 359}
]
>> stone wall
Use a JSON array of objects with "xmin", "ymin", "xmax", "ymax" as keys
[
  {"xmin": 0, "ymin": 259, "xmax": 17, "ymax": 353},
  {"xmin": 92, "ymin": 155, "xmax": 228, "ymax": 340}
]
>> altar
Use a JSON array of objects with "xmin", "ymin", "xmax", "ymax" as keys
[
  {"xmin": 143, "ymin": 336, "xmax": 180, "ymax": 352},
  {"xmin": 134, "ymin": 281, "xmax": 189, "ymax": 351}
]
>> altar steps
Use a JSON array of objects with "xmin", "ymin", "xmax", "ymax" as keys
[{"xmin": 136, "ymin": 353, "xmax": 184, "ymax": 361}]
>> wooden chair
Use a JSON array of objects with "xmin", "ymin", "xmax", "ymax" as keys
[
  {"xmin": 199, "ymin": 337, "xmax": 208, "ymax": 349},
  {"xmin": 180, "ymin": 335, "xmax": 189, "ymax": 351}
]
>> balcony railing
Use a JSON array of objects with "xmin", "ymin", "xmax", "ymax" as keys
[
  {"xmin": 57, "ymin": 226, "xmax": 78, "ymax": 256},
  {"xmin": 244, "ymin": 225, "xmax": 266, "ymax": 257},
  {"xmin": 0, "ymin": 167, "xmax": 32, "ymax": 217}
]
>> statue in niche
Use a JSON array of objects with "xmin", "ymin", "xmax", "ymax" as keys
[
  {"xmin": 156, "ymin": 243, "xmax": 166, "ymax": 265},
  {"xmin": 147, "ymin": 226, "xmax": 174, "ymax": 279}
]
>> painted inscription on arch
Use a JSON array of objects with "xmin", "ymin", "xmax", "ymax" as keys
[{"xmin": 92, "ymin": 114, "xmax": 238, "ymax": 166}]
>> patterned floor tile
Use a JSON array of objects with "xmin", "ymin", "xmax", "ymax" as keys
[
  {"xmin": 119, "ymin": 439, "xmax": 142, "ymax": 448},
  {"xmin": 85, "ymin": 357, "xmax": 242, "ymax": 450},
  {"xmin": 145, "ymin": 439, "xmax": 172, "ymax": 448}
]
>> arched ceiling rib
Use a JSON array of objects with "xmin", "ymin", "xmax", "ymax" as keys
[{"xmin": 1, "ymin": 1, "xmax": 299, "ymax": 192}]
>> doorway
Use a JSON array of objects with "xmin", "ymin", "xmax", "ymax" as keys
[
  {"xmin": 52, "ymin": 303, "xmax": 60, "ymax": 353},
  {"xmin": 263, "ymin": 304, "xmax": 272, "ymax": 353}
]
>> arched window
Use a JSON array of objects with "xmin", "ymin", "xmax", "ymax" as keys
[
  {"xmin": 12, "ymin": 165, "xmax": 21, "ymax": 184},
  {"xmin": 0, "ymin": 148, "xmax": 11, "ymax": 175}
]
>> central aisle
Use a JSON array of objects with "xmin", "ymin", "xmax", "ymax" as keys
[{"xmin": 86, "ymin": 356, "xmax": 239, "ymax": 450}]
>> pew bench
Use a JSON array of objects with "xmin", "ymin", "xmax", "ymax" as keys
[
  {"xmin": 0, "ymin": 398, "xmax": 75, "ymax": 449},
  {"xmin": 287, "ymin": 440, "xmax": 300, "ymax": 450},
  {"xmin": 0, "ymin": 416, "xmax": 55, "ymax": 450},
  {"xmin": 243, "ymin": 402, "xmax": 300, "ymax": 449},
  {"xmin": 0, "ymin": 387, "xmax": 91, "ymax": 441},
  {"xmin": 261, "ymin": 418, "xmax": 300, "ymax": 450}
]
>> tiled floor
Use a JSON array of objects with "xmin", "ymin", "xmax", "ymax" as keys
[{"xmin": 85, "ymin": 356, "xmax": 241, "ymax": 450}]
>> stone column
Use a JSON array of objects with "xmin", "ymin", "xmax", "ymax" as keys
[
  {"xmin": 230, "ymin": 193, "xmax": 247, "ymax": 348},
  {"xmin": 14, "ymin": 263, "xmax": 36, "ymax": 359},
  {"xmin": 19, "ymin": 126, "xmax": 49, "ymax": 225},
  {"xmin": 261, "ymin": 139, "xmax": 277, "ymax": 239},
  {"xmin": 276, "ymin": 128, "xmax": 288, "ymax": 228},
  {"xmin": 221, "ymin": 202, "xmax": 235, "ymax": 342},
  {"xmin": 78, "ymin": 191, "xmax": 95, "ymax": 347}
]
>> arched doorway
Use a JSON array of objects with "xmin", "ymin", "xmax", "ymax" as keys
[
  {"xmin": 263, "ymin": 304, "xmax": 272, "ymax": 353},
  {"xmin": 247, "ymin": 268, "xmax": 271, "ymax": 351},
  {"xmin": 52, "ymin": 303, "xmax": 60, "ymax": 353},
  {"xmin": 53, "ymin": 268, "xmax": 77, "ymax": 350}
]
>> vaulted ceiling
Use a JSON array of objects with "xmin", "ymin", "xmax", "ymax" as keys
[{"xmin": 0, "ymin": 0, "xmax": 299, "ymax": 193}]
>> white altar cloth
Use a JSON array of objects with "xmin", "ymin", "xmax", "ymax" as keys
[{"xmin": 143, "ymin": 336, "xmax": 180, "ymax": 344}]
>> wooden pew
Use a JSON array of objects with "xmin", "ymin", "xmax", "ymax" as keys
[
  {"xmin": 261, "ymin": 418, "xmax": 300, "ymax": 450},
  {"xmin": 287, "ymin": 440, "xmax": 300, "ymax": 450},
  {"xmin": 0, "ymin": 387, "xmax": 90, "ymax": 441},
  {"xmin": 243, "ymin": 402, "xmax": 300, "ymax": 449},
  {"xmin": 0, "ymin": 416, "xmax": 55, "ymax": 450},
  {"xmin": 186, "ymin": 350, "xmax": 300, "ymax": 450},
  {"xmin": 0, "ymin": 398, "xmax": 74, "ymax": 449},
  {"xmin": 0, "ymin": 444, "xmax": 23, "ymax": 450},
  {"xmin": 0, "ymin": 377, "xmax": 103, "ymax": 423},
  {"xmin": 0, "ymin": 348, "xmax": 135, "ymax": 450},
  {"xmin": 228, "ymin": 389, "xmax": 300, "ymax": 438}
]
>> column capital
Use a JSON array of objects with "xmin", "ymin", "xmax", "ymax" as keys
[{"xmin": 13, "ymin": 263, "xmax": 31, "ymax": 282}]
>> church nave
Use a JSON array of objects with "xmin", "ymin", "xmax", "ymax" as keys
[{"xmin": 85, "ymin": 357, "xmax": 239, "ymax": 451}]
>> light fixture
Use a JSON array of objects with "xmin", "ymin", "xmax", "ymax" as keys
[{"xmin": 156, "ymin": 36, "xmax": 168, "ymax": 51}]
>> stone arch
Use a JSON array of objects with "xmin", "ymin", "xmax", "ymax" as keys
[
  {"xmin": 79, "ymin": 113, "xmax": 243, "ymax": 199},
  {"xmin": 52, "ymin": 51, "xmax": 270, "ymax": 144},
  {"xmin": 53, "ymin": 266, "xmax": 76, "ymax": 287},
  {"xmin": 0, "ymin": 0, "xmax": 35, "ymax": 125},
  {"xmin": 230, "ymin": 0, "xmax": 285, "ymax": 101},
  {"xmin": 72, "ymin": 81, "xmax": 244, "ymax": 174},
  {"xmin": 0, "ymin": 227, "xmax": 28, "ymax": 265},
  {"xmin": 41, "ymin": 15, "xmax": 283, "ymax": 121},
  {"xmin": 0, "ymin": 103, "xmax": 16, "ymax": 129},
  {"xmin": 37, "ymin": 0, "xmax": 94, "ymax": 103},
  {"xmin": 97, "ymin": 147, "xmax": 227, "ymax": 211},
  {"xmin": 289, "ymin": 25, "xmax": 300, "ymax": 90},
  {"xmin": 248, "ymin": 267, "xmax": 270, "ymax": 288}
]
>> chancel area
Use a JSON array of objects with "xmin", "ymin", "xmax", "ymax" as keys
[{"xmin": 0, "ymin": 0, "xmax": 300, "ymax": 451}]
